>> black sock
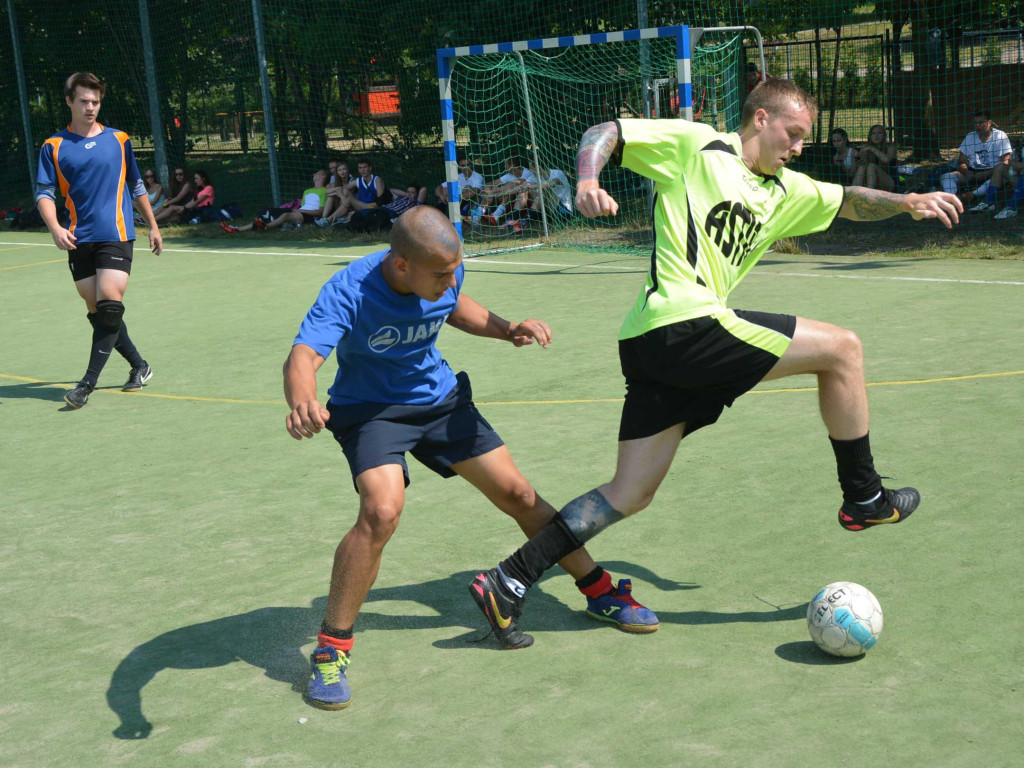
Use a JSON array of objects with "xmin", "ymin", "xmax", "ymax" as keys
[
  {"xmin": 319, "ymin": 621, "xmax": 353, "ymax": 640},
  {"xmin": 114, "ymin": 320, "xmax": 145, "ymax": 368},
  {"xmin": 499, "ymin": 489, "xmax": 625, "ymax": 590},
  {"xmin": 499, "ymin": 515, "xmax": 581, "ymax": 589},
  {"xmin": 829, "ymin": 433, "xmax": 883, "ymax": 501},
  {"xmin": 574, "ymin": 566, "xmax": 605, "ymax": 590},
  {"xmin": 83, "ymin": 314, "xmax": 119, "ymax": 387}
]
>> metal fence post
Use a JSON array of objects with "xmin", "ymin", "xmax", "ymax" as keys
[
  {"xmin": 251, "ymin": 0, "xmax": 281, "ymax": 205},
  {"xmin": 138, "ymin": 0, "xmax": 168, "ymax": 186},
  {"xmin": 7, "ymin": 0, "xmax": 35, "ymax": 191}
]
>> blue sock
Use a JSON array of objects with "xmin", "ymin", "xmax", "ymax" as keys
[{"xmin": 1009, "ymin": 177, "xmax": 1024, "ymax": 210}]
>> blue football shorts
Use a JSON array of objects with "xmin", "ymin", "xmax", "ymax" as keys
[{"xmin": 326, "ymin": 370, "xmax": 505, "ymax": 490}]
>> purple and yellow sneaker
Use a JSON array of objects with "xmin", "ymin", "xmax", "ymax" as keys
[
  {"xmin": 585, "ymin": 578, "xmax": 659, "ymax": 633},
  {"xmin": 305, "ymin": 645, "xmax": 351, "ymax": 710}
]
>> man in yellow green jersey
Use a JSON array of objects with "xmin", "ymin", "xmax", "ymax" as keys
[{"xmin": 468, "ymin": 78, "xmax": 963, "ymax": 649}]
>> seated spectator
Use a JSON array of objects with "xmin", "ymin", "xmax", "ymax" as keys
[
  {"xmin": 829, "ymin": 128, "xmax": 858, "ymax": 184},
  {"xmin": 320, "ymin": 160, "xmax": 353, "ymax": 222},
  {"xmin": 135, "ymin": 168, "xmax": 166, "ymax": 225},
  {"xmin": 389, "ymin": 183, "xmax": 427, "ymax": 205},
  {"xmin": 345, "ymin": 182, "xmax": 425, "ymax": 233},
  {"xmin": 993, "ymin": 144, "xmax": 1024, "ymax": 219},
  {"xmin": 852, "ymin": 124, "xmax": 897, "ymax": 191},
  {"xmin": 435, "ymin": 156, "xmax": 485, "ymax": 214},
  {"xmin": 744, "ymin": 61, "xmax": 766, "ymax": 94},
  {"xmin": 514, "ymin": 160, "xmax": 573, "ymax": 224},
  {"xmin": 939, "ymin": 110, "xmax": 1012, "ymax": 211},
  {"xmin": 325, "ymin": 159, "xmax": 389, "ymax": 224},
  {"xmin": 158, "ymin": 170, "xmax": 213, "ymax": 224},
  {"xmin": 480, "ymin": 157, "xmax": 538, "ymax": 223},
  {"xmin": 153, "ymin": 166, "xmax": 193, "ymax": 224},
  {"xmin": 144, "ymin": 169, "xmax": 166, "ymax": 211},
  {"xmin": 223, "ymin": 169, "xmax": 328, "ymax": 233},
  {"xmin": 179, "ymin": 170, "xmax": 215, "ymax": 223}
]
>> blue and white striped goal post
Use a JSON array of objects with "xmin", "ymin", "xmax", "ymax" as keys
[{"xmin": 436, "ymin": 25, "xmax": 693, "ymax": 241}]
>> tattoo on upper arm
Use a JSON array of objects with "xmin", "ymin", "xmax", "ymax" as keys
[{"xmin": 576, "ymin": 122, "xmax": 621, "ymax": 182}]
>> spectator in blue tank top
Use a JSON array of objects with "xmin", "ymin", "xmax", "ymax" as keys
[{"xmin": 329, "ymin": 158, "xmax": 390, "ymax": 223}]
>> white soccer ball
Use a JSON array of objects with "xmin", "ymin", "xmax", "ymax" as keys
[{"xmin": 807, "ymin": 581, "xmax": 883, "ymax": 657}]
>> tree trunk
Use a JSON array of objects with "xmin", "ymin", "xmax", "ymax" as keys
[
  {"xmin": 235, "ymin": 80, "xmax": 249, "ymax": 154},
  {"xmin": 814, "ymin": 27, "xmax": 824, "ymax": 144},
  {"xmin": 274, "ymin": 43, "xmax": 288, "ymax": 153},
  {"xmin": 908, "ymin": 1, "xmax": 942, "ymax": 160},
  {"xmin": 828, "ymin": 26, "xmax": 844, "ymax": 137}
]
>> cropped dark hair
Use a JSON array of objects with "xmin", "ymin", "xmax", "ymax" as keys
[
  {"xmin": 64, "ymin": 72, "xmax": 106, "ymax": 100},
  {"xmin": 741, "ymin": 78, "xmax": 817, "ymax": 128}
]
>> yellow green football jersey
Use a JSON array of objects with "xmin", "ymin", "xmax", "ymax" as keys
[{"xmin": 616, "ymin": 118, "xmax": 844, "ymax": 341}]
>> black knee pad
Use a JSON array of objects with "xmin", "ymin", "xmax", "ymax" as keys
[{"xmin": 95, "ymin": 299, "xmax": 125, "ymax": 332}]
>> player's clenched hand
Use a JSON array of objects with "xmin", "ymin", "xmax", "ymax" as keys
[
  {"xmin": 509, "ymin": 318, "xmax": 552, "ymax": 348},
  {"xmin": 575, "ymin": 179, "xmax": 619, "ymax": 218},
  {"xmin": 52, "ymin": 228, "xmax": 77, "ymax": 251},
  {"xmin": 906, "ymin": 191, "xmax": 962, "ymax": 229},
  {"xmin": 286, "ymin": 400, "xmax": 330, "ymax": 440}
]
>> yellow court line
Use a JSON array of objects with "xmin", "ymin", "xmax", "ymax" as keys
[
  {"xmin": 0, "ymin": 258, "xmax": 65, "ymax": 271},
  {"xmin": 3, "ymin": 369, "xmax": 1022, "ymax": 406},
  {"xmin": 0, "ymin": 244, "xmax": 39, "ymax": 253},
  {"xmin": 0, "ymin": 373, "xmax": 279, "ymax": 405}
]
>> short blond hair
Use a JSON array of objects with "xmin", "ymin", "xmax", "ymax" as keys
[{"xmin": 741, "ymin": 78, "xmax": 817, "ymax": 128}]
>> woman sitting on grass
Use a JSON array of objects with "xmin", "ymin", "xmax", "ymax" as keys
[{"xmin": 852, "ymin": 124, "xmax": 897, "ymax": 191}]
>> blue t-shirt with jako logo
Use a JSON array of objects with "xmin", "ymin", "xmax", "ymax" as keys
[{"xmin": 294, "ymin": 249, "xmax": 463, "ymax": 406}]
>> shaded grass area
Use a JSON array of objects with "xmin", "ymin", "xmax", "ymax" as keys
[{"xmin": 797, "ymin": 215, "xmax": 1024, "ymax": 260}]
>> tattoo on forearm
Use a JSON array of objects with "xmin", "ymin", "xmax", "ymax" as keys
[
  {"xmin": 846, "ymin": 186, "xmax": 906, "ymax": 221},
  {"xmin": 559, "ymin": 489, "xmax": 624, "ymax": 544},
  {"xmin": 576, "ymin": 122, "xmax": 621, "ymax": 182}
]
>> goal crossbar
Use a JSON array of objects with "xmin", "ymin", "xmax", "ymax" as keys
[{"xmin": 436, "ymin": 25, "xmax": 693, "ymax": 242}]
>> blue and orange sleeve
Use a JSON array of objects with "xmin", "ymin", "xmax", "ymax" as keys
[
  {"xmin": 35, "ymin": 141, "xmax": 59, "ymax": 203},
  {"xmin": 123, "ymin": 138, "xmax": 146, "ymax": 198}
]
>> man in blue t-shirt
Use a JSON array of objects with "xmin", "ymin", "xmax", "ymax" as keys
[
  {"xmin": 285, "ymin": 207, "xmax": 659, "ymax": 711},
  {"xmin": 35, "ymin": 72, "xmax": 162, "ymax": 409}
]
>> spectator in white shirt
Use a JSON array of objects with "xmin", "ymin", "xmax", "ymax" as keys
[{"xmin": 940, "ymin": 110, "xmax": 1012, "ymax": 211}]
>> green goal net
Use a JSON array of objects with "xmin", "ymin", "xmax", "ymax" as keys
[{"xmin": 448, "ymin": 30, "xmax": 746, "ymax": 254}]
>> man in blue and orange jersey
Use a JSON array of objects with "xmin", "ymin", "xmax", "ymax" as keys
[{"xmin": 36, "ymin": 72, "xmax": 163, "ymax": 409}]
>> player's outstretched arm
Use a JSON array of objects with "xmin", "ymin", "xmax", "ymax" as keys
[
  {"xmin": 447, "ymin": 294, "xmax": 551, "ymax": 348},
  {"xmin": 283, "ymin": 344, "xmax": 330, "ymax": 440},
  {"xmin": 575, "ymin": 121, "xmax": 622, "ymax": 218},
  {"xmin": 839, "ymin": 187, "xmax": 963, "ymax": 229}
]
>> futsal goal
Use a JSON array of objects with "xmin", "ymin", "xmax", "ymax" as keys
[{"xmin": 437, "ymin": 25, "xmax": 764, "ymax": 255}]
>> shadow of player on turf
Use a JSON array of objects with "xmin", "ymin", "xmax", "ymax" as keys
[
  {"xmin": 0, "ymin": 381, "xmax": 71, "ymax": 404},
  {"xmin": 106, "ymin": 564, "xmax": 798, "ymax": 740}
]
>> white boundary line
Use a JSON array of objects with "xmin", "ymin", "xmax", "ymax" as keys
[
  {"xmin": 759, "ymin": 271, "xmax": 1024, "ymax": 287},
  {"xmin": 2, "ymin": 240, "xmax": 1023, "ymax": 284}
]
